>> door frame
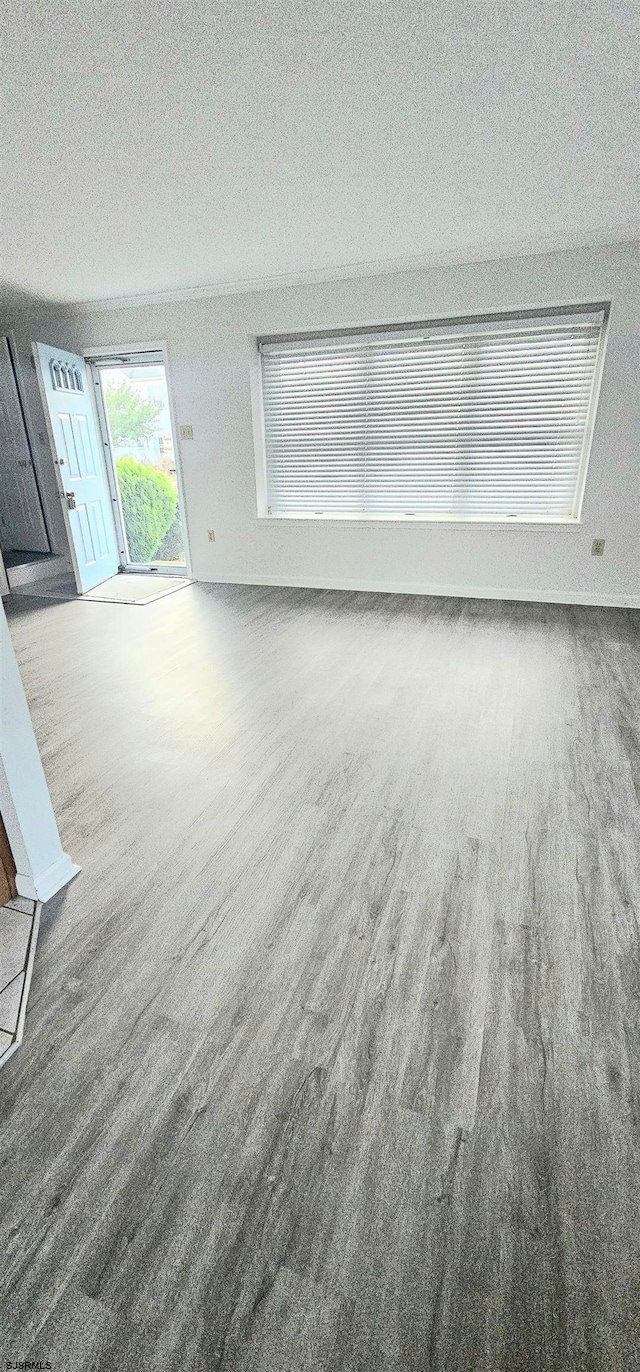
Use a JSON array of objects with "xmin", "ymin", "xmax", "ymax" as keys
[
  {"xmin": 84, "ymin": 341, "xmax": 192, "ymax": 578},
  {"xmin": 1, "ymin": 332, "xmax": 52, "ymax": 554}
]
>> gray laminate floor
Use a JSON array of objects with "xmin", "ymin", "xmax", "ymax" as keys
[{"xmin": 1, "ymin": 583, "xmax": 639, "ymax": 1371}]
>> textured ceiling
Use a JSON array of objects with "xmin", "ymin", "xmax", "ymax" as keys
[{"xmin": 3, "ymin": 0, "xmax": 638, "ymax": 304}]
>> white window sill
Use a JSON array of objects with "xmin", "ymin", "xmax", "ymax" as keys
[{"xmin": 255, "ymin": 514, "xmax": 582, "ymax": 531}]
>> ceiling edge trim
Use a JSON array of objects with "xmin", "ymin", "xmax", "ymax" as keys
[{"xmin": 64, "ymin": 231, "xmax": 639, "ymax": 315}]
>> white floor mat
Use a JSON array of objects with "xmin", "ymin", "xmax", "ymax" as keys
[{"xmin": 13, "ymin": 574, "xmax": 191, "ymax": 605}]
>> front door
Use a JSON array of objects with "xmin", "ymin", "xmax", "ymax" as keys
[
  {"xmin": 0, "ymin": 337, "xmax": 49, "ymax": 554},
  {"xmin": 34, "ymin": 344, "xmax": 120, "ymax": 592}
]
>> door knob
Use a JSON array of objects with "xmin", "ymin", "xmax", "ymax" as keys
[{"xmin": 66, "ymin": 491, "xmax": 77, "ymax": 510}]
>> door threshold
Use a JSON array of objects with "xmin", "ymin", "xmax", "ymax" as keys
[{"xmin": 121, "ymin": 566, "xmax": 188, "ymax": 578}]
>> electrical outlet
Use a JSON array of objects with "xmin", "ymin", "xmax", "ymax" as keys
[
  {"xmin": 207, "ymin": 529, "xmax": 215, "ymax": 542},
  {"xmin": 179, "ymin": 424, "xmax": 194, "ymax": 440},
  {"xmin": 591, "ymin": 538, "xmax": 605, "ymax": 556}
]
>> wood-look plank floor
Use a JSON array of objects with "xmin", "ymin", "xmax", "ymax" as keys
[{"xmin": 1, "ymin": 583, "xmax": 639, "ymax": 1371}]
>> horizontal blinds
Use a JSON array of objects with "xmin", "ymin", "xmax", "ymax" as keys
[{"xmin": 260, "ymin": 313, "xmax": 603, "ymax": 519}]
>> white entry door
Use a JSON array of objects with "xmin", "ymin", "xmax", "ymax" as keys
[
  {"xmin": 34, "ymin": 343, "xmax": 120, "ymax": 592},
  {"xmin": 0, "ymin": 337, "xmax": 49, "ymax": 553}
]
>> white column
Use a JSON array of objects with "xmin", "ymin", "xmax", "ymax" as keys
[{"xmin": 0, "ymin": 600, "xmax": 79, "ymax": 900}]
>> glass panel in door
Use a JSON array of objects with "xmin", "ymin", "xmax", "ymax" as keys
[{"xmin": 97, "ymin": 360, "xmax": 186, "ymax": 570}]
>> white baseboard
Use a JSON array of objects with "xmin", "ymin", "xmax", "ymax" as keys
[
  {"xmin": 198, "ymin": 572, "xmax": 640, "ymax": 610},
  {"xmin": 16, "ymin": 853, "xmax": 81, "ymax": 904}
]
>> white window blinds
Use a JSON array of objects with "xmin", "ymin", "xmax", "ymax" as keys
[{"xmin": 259, "ymin": 310, "xmax": 604, "ymax": 520}]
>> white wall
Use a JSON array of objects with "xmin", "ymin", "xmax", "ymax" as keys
[{"xmin": 6, "ymin": 243, "xmax": 640, "ymax": 605}]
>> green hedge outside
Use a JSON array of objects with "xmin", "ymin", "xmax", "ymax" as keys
[
  {"xmin": 116, "ymin": 458, "xmax": 177, "ymax": 563},
  {"xmin": 154, "ymin": 512, "xmax": 185, "ymax": 562}
]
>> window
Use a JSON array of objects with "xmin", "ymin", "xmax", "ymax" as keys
[
  {"xmin": 50, "ymin": 359, "xmax": 83, "ymax": 393},
  {"xmin": 258, "ymin": 307, "xmax": 606, "ymax": 522}
]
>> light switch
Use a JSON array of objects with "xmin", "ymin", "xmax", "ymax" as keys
[{"xmin": 179, "ymin": 424, "xmax": 194, "ymax": 440}]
